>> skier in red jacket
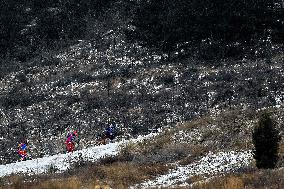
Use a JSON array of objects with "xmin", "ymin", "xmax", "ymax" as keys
[{"xmin": 65, "ymin": 130, "xmax": 78, "ymax": 152}]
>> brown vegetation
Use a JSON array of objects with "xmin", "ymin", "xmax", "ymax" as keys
[
  {"xmin": 189, "ymin": 168, "xmax": 284, "ymax": 189},
  {"xmin": 0, "ymin": 162, "xmax": 170, "ymax": 189}
]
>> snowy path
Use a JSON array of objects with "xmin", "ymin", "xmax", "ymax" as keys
[
  {"xmin": 0, "ymin": 142, "xmax": 119, "ymax": 177},
  {"xmin": 133, "ymin": 150, "xmax": 253, "ymax": 188},
  {"xmin": 0, "ymin": 134, "xmax": 253, "ymax": 189},
  {"xmin": 0, "ymin": 134, "xmax": 157, "ymax": 178}
]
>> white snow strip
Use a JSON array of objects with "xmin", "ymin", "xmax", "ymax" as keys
[
  {"xmin": 0, "ymin": 142, "xmax": 118, "ymax": 177},
  {"xmin": 133, "ymin": 150, "xmax": 253, "ymax": 188},
  {"xmin": 0, "ymin": 133, "xmax": 158, "ymax": 178}
]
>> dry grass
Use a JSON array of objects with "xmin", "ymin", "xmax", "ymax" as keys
[
  {"xmin": 35, "ymin": 177, "xmax": 81, "ymax": 189},
  {"xmin": 191, "ymin": 176, "xmax": 244, "ymax": 189},
  {"xmin": 94, "ymin": 162, "xmax": 171, "ymax": 187},
  {"xmin": 278, "ymin": 141, "xmax": 284, "ymax": 154},
  {"xmin": 190, "ymin": 168, "xmax": 284, "ymax": 189},
  {"xmin": 0, "ymin": 162, "xmax": 170, "ymax": 189},
  {"xmin": 1, "ymin": 176, "xmax": 81, "ymax": 189}
]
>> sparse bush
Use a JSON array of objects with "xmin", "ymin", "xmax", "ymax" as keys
[{"xmin": 252, "ymin": 112, "xmax": 281, "ymax": 169}]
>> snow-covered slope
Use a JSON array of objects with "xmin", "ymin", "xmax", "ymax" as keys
[
  {"xmin": 0, "ymin": 132, "xmax": 255, "ymax": 188},
  {"xmin": 133, "ymin": 150, "xmax": 253, "ymax": 188},
  {"xmin": 0, "ymin": 134, "xmax": 158, "ymax": 178},
  {"xmin": 0, "ymin": 142, "xmax": 118, "ymax": 177}
]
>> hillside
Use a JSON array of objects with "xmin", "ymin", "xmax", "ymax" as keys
[
  {"xmin": 0, "ymin": 1, "xmax": 284, "ymax": 188},
  {"xmin": 0, "ymin": 34, "xmax": 283, "ymax": 164},
  {"xmin": 0, "ymin": 108, "xmax": 284, "ymax": 188}
]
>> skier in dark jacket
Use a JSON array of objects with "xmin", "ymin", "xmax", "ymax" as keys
[{"xmin": 105, "ymin": 122, "xmax": 116, "ymax": 141}]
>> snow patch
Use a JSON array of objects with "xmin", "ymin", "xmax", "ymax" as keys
[
  {"xmin": 0, "ymin": 133, "xmax": 158, "ymax": 178},
  {"xmin": 0, "ymin": 142, "xmax": 118, "ymax": 177},
  {"xmin": 133, "ymin": 150, "xmax": 252, "ymax": 188}
]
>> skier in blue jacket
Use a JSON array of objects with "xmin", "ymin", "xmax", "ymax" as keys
[{"xmin": 105, "ymin": 122, "xmax": 116, "ymax": 140}]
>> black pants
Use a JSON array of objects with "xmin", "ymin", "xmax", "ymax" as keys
[{"xmin": 106, "ymin": 133, "xmax": 115, "ymax": 140}]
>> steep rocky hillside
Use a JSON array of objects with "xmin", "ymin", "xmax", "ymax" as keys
[{"xmin": 0, "ymin": 31, "xmax": 283, "ymax": 164}]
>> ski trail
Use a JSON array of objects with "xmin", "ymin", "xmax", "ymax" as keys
[
  {"xmin": 0, "ymin": 142, "xmax": 118, "ymax": 177},
  {"xmin": 0, "ymin": 133, "xmax": 157, "ymax": 178}
]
